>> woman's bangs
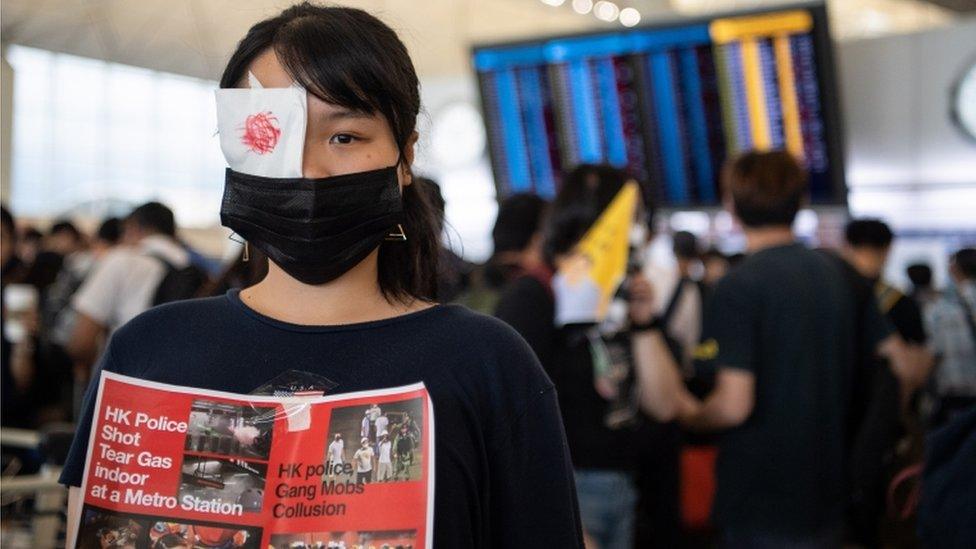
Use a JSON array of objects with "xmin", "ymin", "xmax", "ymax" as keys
[{"xmin": 273, "ymin": 18, "xmax": 384, "ymax": 117}]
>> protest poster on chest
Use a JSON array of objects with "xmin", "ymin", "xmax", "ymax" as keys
[{"xmin": 71, "ymin": 371, "xmax": 433, "ymax": 549}]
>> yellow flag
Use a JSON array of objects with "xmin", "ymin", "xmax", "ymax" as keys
[{"xmin": 571, "ymin": 181, "xmax": 640, "ymax": 320}]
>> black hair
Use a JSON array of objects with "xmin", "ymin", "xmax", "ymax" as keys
[
  {"xmin": 544, "ymin": 204, "xmax": 600, "ymax": 267},
  {"xmin": 725, "ymin": 150, "xmax": 807, "ymax": 228},
  {"xmin": 418, "ymin": 177, "xmax": 445, "ymax": 218},
  {"xmin": 126, "ymin": 202, "xmax": 176, "ymax": 237},
  {"xmin": 1, "ymin": 205, "xmax": 13, "ymax": 235},
  {"xmin": 96, "ymin": 217, "xmax": 122, "ymax": 244},
  {"xmin": 49, "ymin": 219, "xmax": 82, "ymax": 241},
  {"xmin": 220, "ymin": 2, "xmax": 438, "ymax": 302},
  {"xmin": 552, "ymin": 164, "xmax": 629, "ymax": 221},
  {"xmin": 415, "ymin": 177, "xmax": 446, "ymax": 233},
  {"xmin": 492, "ymin": 193, "xmax": 547, "ymax": 254},
  {"xmin": 672, "ymin": 231, "xmax": 700, "ymax": 260},
  {"xmin": 905, "ymin": 263, "xmax": 932, "ymax": 289},
  {"xmin": 543, "ymin": 163, "xmax": 651, "ymax": 267},
  {"xmin": 845, "ymin": 218, "xmax": 894, "ymax": 249},
  {"xmin": 952, "ymin": 248, "xmax": 976, "ymax": 280}
]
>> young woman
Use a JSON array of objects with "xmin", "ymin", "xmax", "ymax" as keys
[{"xmin": 60, "ymin": 4, "xmax": 582, "ymax": 546}]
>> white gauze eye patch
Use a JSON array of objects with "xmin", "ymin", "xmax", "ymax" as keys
[{"xmin": 215, "ymin": 71, "xmax": 307, "ymax": 178}]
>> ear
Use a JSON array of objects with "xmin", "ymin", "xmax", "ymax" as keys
[{"xmin": 400, "ymin": 131, "xmax": 420, "ymax": 187}]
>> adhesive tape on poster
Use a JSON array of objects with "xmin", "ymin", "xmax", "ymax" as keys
[{"xmin": 282, "ymin": 397, "xmax": 315, "ymax": 432}]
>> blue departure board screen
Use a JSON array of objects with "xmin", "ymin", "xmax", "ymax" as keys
[{"xmin": 472, "ymin": 4, "xmax": 845, "ymax": 207}]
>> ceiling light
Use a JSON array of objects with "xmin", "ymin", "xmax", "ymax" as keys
[
  {"xmin": 572, "ymin": 0, "xmax": 594, "ymax": 15},
  {"xmin": 594, "ymin": 1, "xmax": 620, "ymax": 22},
  {"xmin": 619, "ymin": 7, "xmax": 641, "ymax": 27}
]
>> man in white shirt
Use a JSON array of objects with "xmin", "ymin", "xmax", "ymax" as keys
[
  {"xmin": 353, "ymin": 437, "xmax": 374, "ymax": 484},
  {"xmin": 327, "ymin": 433, "xmax": 345, "ymax": 478},
  {"xmin": 67, "ymin": 202, "xmax": 190, "ymax": 377},
  {"xmin": 366, "ymin": 403, "xmax": 382, "ymax": 440},
  {"xmin": 376, "ymin": 431, "xmax": 393, "ymax": 482},
  {"xmin": 374, "ymin": 413, "xmax": 389, "ymax": 443}
]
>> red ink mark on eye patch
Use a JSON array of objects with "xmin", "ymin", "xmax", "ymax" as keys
[{"xmin": 241, "ymin": 111, "xmax": 281, "ymax": 154}]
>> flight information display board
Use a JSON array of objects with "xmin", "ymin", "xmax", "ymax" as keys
[{"xmin": 472, "ymin": 4, "xmax": 845, "ymax": 207}]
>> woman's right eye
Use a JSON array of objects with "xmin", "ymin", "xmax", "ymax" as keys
[{"xmin": 329, "ymin": 134, "xmax": 357, "ymax": 145}]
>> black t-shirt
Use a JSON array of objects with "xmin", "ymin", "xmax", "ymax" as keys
[
  {"xmin": 826, "ymin": 254, "xmax": 902, "ymax": 546},
  {"xmin": 702, "ymin": 243, "xmax": 891, "ymax": 537},
  {"xmin": 493, "ymin": 274, "xmax": 555, "ymax": 372},
  {"xmin": 876, "ymin": 282, "xmax": 927, "ymax": 344},
  {"xmin": 60, "ymin": 290, "xmax": 583, "ymax": 548},
  {"xmin": 494, "ymin": 275, "xmax": 639, "ymax": 471}
]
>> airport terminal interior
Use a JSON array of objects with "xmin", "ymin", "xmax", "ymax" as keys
[{"xmin": 1, "ymin": 0, "xmax": 975, "ymax": 548}]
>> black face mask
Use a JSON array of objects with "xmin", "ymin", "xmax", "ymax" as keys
[{"xmin": 220, "ymin": 166, "xmax": 403, "ymax": 285}]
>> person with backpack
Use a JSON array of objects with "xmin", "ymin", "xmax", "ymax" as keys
[
  {"xmin": 66, "ymin": 202, "xmax": 207, "ymax": 381},
  {"xmin": 659, "ymin": 231, "xmax": 707, "ymax": 375},
  {"xmin": 924, "ymin": 247, "xmax": 976, "ymax": 427}
]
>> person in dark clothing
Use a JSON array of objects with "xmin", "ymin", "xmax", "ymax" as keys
[
  {"xmin": 835, "ymin": 219, "xmax": 938, "ymax": 547},
  {"xmin": 419, "ymin": 177, "xmax": 475, "ymax": 303},
  {"xmin": 906, "ymin": 262, "xmax": 938, "ymax": 309},
  {"xmin": 1, "ymin": 205, "xmax": 34, "ymax": 429},
  {"xmin": 916, "ymin": 404, "xmax": 976, "ymax": 548},
  {"xmin": 844, "ymin": 219, "xmax": 929, "ymax": 346},
  {"xmin": 491, "ymin": 193, "xmax": 552, "ymax": 368},
  {"xmin": 632, "ymin": 151, "xmax": 923, "ymax": 548},
  {"xmin": 496, "ymin": 164, "xmax": 658, "ymax": 549},
  {"xmin": 487, "ymin": 193, "xmax": 549, "ymax": 289},
  {"xmin": 702, "ymin": 248, "xmax": 730, "ymax": 288},
  {"xmin": 60, "ymin": 5, "xmax": 582, "ymax": 548},
  {"xmin": 822, "ymin": 252, "xmax": 904, "ymax": 548}
]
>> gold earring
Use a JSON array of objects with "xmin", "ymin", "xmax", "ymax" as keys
[
  {"xmin": 243, "ymin": 241, "xmax": 250, "ymax": 262},
  {"xmin": 385, "ymin": 223, "xmax": 407, "ymax": 241}
]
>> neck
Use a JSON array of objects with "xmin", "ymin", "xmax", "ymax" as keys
[
  {"xmin": 842, "ymin": 249, "xmax": 882, "ymax": 280},
  {"xmin": 743, "ymin": 225, "xmax": 795, "ymax": 253},
  {"xmin": 240, "ymin": 249, "xmax": 427, "ymax": 325}
]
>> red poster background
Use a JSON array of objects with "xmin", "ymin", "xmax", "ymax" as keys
[{"xmin": 76, "ymin": 372, "xmax": 433, "ymax": 548}]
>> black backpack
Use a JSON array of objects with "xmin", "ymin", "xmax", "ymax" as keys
[
  {"xmin": 660, "ymin": 277, "xmax": 707, "ymax": 363},
  {"xmin": 150, "ymin": 254, "xmax": 209, "ymax": 306}
]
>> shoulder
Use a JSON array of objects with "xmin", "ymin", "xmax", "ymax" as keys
[
  {"xmin": 435, "ymin": 304, "xmax": 539, "ymax": 355},
  {"xmin": 89, "ymin": 248, "xmax": 144, "ymax": 276},
  {"xmin": 713, "ymin": 259, "xmax": 758, "ymax": 296},
  {"xmin": 430, "ymin": 304, "xmax": 553, "ymax": 389}
]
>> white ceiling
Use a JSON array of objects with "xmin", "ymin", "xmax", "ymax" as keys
[{"xmin": 0, "ymin": 0, "xmax": 958, "ymax": 81}]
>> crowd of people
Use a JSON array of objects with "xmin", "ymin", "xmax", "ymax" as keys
[
  {"xmin": 1, "ymin": 202, "xmax": 222, "ymax": 432},
  {"xmin": 2, "ymin": 152, "xmax": 974, "ymax": 547},
  {"xmin": 486, "ymin": 153, "xmax": 975, "ymax": 548},
  {"xmin": 3, "ymin": 151, "xmax": 975, "ymax": 547},
  {"xmin": 325, "ymin": 405, "xmax": 421, "ymax": 484}
]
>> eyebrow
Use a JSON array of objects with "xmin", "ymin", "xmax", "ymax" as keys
[{"xmin": 319, "ymin": 109, "xmax": 375, "ymax": 122}]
